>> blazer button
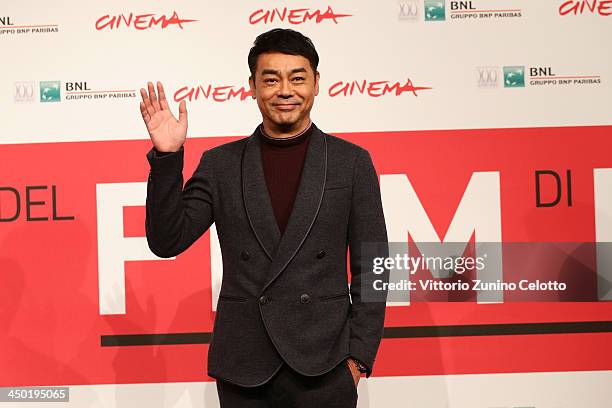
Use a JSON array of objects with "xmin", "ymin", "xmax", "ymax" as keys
[
  {"xmin": 300, "ymin": 293, "xmax": 311, "ymax": 304},
  {"xmin": 316, "ymin": 250, "xmax": 326, "ymax": 259},
  {"xmin": 259, "ymin": 295, "xmax": 268, "ymax": 305},
  {"xmin": 241, "ymin": 251, "xmax": 250, "ymax": 261}
]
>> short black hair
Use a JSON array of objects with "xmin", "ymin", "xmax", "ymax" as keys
[{"xmin": 248, "ymin": 28, "xmax": 319, "ymax": 79}]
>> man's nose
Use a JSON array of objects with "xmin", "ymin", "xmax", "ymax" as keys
[{"xmin": 278, "ymin": 79, "xmax": 293, "ymax": 97}]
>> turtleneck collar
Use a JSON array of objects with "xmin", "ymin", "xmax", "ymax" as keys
[{"xmin": 259, "ymin": 121, "xmax": 313, "ymax": 147}]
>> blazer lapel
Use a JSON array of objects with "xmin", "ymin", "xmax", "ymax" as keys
[{"xmin": 241, "ymin": 124, "xmax": 328, "ymax": 289}]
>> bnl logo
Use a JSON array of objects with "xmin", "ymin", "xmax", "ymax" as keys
[
  {"xmin": 503, "ymin": 66, "xmax": 525, "ymax": 88},
  {"xmin": 425, "ymin": 0, "xmax": 445, "ymax": 21},
  {"xmin": 40, "ymin": 81, "xmax": 61, "ymax": 102}
]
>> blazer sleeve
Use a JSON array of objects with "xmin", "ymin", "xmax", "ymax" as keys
[
  {"xmin": 145, "ymin": 145, "xmax": 215, "ymax": 258},
  {"xmin": 347, "ymin": 148, "xmax": 390, "ymax": 378}
]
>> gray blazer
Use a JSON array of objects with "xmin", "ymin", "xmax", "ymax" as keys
[{"xmin": 145, "ymin": 123, "xmax": 389, "ymax": 387}]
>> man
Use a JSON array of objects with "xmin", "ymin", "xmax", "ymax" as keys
[{"xmin": 140, "ymin": 28, "xmax": 389, "ymax": 408}]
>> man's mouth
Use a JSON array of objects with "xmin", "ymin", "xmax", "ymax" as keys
[{"xmin": 274, "ymin": 103, "xmax": 299, "ymax": 111}]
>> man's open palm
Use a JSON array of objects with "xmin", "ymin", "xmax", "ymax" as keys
[{"xmin": 140, "ymin": 81, "xmax": 187, "ymax": 153}]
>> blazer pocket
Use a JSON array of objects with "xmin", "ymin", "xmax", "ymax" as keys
[
  {"xmin": 319, "ymin": 292, "xmax": 349, "ymax": 302},
  {"xmin": 219, "ymin": 294, "xmax": 247, "ymax": 302},
  {"xmin": 324, "ymin": 183, "xmax": 350, "ymax": 191}
]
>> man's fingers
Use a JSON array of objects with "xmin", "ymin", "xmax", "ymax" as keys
[
  {"xmin": 139, "ymin": 102, "xmax": 151, "ymax": 125},
  {"xmin": 140, "ymin": 87, "xmax": 155, "ymax": 117},
  {"xmin": 178, "ymin": 100, "xmax": 187, "ymax": 127},
  {"xmin": 157, "ymin": 81, "xmax": 170, "ymax": 111},
  {"xmin": 147, "ymin": 81, "xmax": 161, "ymax": 112}
]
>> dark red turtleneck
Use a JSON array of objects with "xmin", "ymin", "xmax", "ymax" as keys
[{"xmin": 259, "ymin": 121, "xmax": 313, "ymax": 236}]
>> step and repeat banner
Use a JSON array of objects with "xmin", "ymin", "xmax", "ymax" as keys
[{"xmin": 1, "ymin": 0, "xmax": 612, "ymax": 407}]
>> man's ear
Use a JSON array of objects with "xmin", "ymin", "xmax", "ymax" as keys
[
  {"xmin": 314, "ymin": 71, "xmax": 320, "ymax": 96},
  {"xmin": 248, "ymin": 75, "xmax": 256, "ymax": 99}
]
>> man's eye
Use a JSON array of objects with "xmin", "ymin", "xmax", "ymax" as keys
[
  {"xmin": 264, "ymin": 78, "xmax": 277, "ymax": 84},
  {"xmin": 292, "ymin": 77, "xmax": 305, "ymax": 81}
]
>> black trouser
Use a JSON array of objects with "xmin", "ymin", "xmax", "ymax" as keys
[{"xmin": 215, "ymin": 360, "xmax": 358, "ymax": 408}]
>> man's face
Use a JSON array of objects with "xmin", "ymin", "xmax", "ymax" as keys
[{"xmin": 248, "ymin": 51, "xmax": 319, "ymax": 135}]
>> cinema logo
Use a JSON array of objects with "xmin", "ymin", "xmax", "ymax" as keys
[
  {"xmin": 559, "ymin": 0, "xmax": 612, "ymax": 16},
  {"xmin": 398, "ymin": 1, "xmax": 522, "ymax": 22},
  {"xmin": 0, "ymin": 16, "xmax": 59, "ymax": 35},
  {"xmin": 175, "ymin": 83, "xmax": 252, "ymax": 102},
  {"xmin": 328, "ymin": 78, "xmax": 432, "ymax": 98},
  {"xmin": 249, "ymin": 6, "xmax": 351, "ymax": 25},
  {"xmin": 477, "ymin": 66, "xmax": 602, "ymax": 88},
  {"xmin": 95, "ymin": 11, "xmax": 198, "ymax": 30}
]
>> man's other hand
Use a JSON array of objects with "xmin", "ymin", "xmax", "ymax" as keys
[
  {"xmin": 140, "ymin": 81, "xmax": 187, "ymax": 153},
  {"xmin": 346, "ymin": 358, "xmax": 361, "ymax": 387}
]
